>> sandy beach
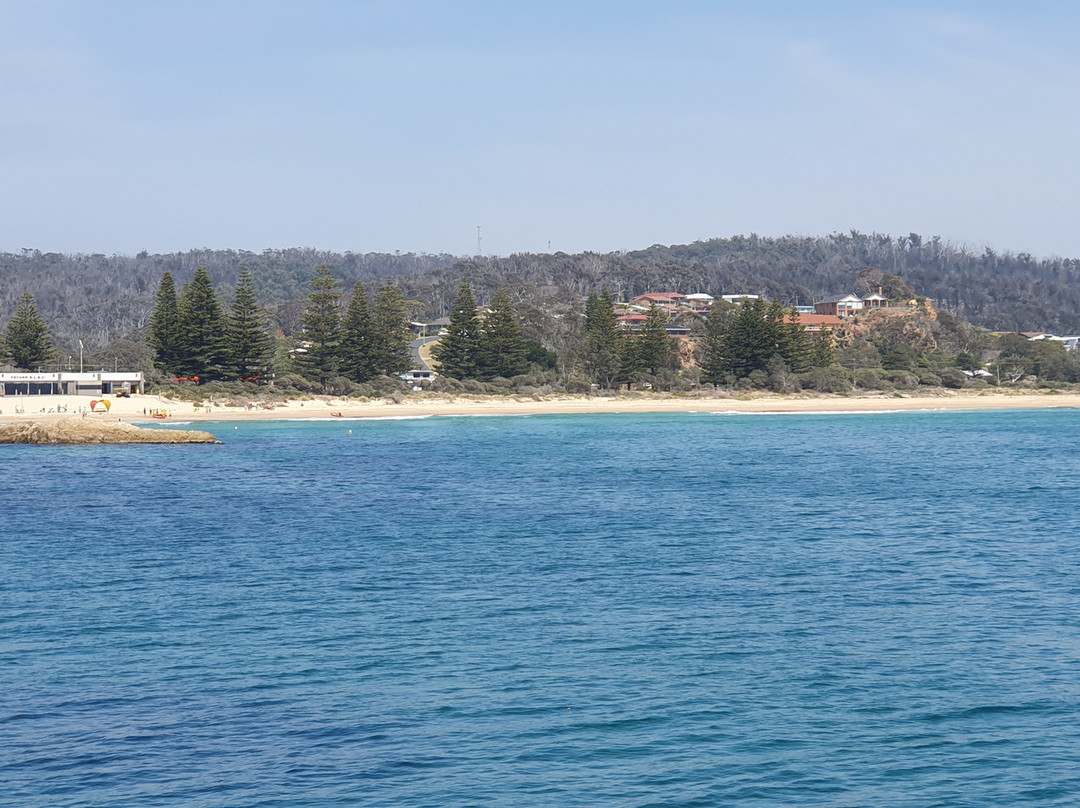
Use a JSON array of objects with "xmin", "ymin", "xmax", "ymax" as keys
[{"xmin": 2, "ymin": 389, "xmax": 1079, "ymax": 425}]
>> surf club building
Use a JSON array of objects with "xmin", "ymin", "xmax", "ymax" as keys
[{"xmin": 0, "ymin": 371, "xmax": 144, "ymax": 397}]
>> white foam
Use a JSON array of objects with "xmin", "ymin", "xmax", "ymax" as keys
[
  {"xmin": 283, "ymin": 415, "xmax": 433, "ymax": 422},
  {"xmin": 705, "ymin": 408, "xmax": 952, "ymax": 417}
]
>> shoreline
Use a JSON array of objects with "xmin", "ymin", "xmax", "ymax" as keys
[{"xmin": 2, "ymin": 389, "xmax": 1079, "ymax": 425}]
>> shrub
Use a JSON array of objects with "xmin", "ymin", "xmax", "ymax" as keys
[
  {"xmin": 431, "ymin": 376, "xmax": 464, "ymax": 393},
  {"xmin": 372, "ymin": 375, "xmax": 406, "ymax": 395},
  {"xmin": 564, "ymin": 378, "xmax": 592, "ymax": 394},
  {"xmin": 854, "ymin": 368, "xmax": 892, "ymax": 391},
  {"xmin": 325, "ymin": 376, "xmax": 356, "ymax": 396},
  {"xmin": 938, "ymin": 368, "xmax": 968, "ymax": 389},
  {"xmin": 917, "ymin": 370, "xmax": 942, "ymax": 386},
  {"xmin": 883, "ymin": 370, "xmax": 919, "ymax": 389},
  {"xmin": 743, "ymin": 369, "xmax": 768, "ymax": 389},
  {"xmin": 767, "ymin": 358, "xmax": 800, "ymax": 393},
  {"xmin": 799, "ymin": 366, "xmax": 852, "ymax": 393},
  {"xmin": 274, "ymin": 373, "xmax": 316, "ymax": 393}
]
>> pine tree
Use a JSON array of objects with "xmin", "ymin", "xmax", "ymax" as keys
[
  {"xmin": 148, "ymin": 272, "xmax": 182, "ymax": 376},
  {"xmin": 476, "ymin": 289, "xmax": 529, "ymax": 379},
  {"xmin": 299, "ymin": 265, "xmax": 342, "ymax": 387},
  {"xmin": 701, "ymin": 300, "xmax": 732, "ymax": 385},
  {"xmin": 582, "ymin": 291, "xmax": 622, "ymax": 389},
  {"xmin": 724, "ymin": 297, "xmax": 777, "ymax": 378},
  {"xmin": 618, "ymin": 331, "xmax": 642, "ymax": 387},
  {"xmin": 340, "ymin": 281, "xmax": 376, "ymax": 382},
  {"xmin": 224, "ymin": 267, "xmax": 273, "ymax": 381},
  {"xmin": 584, "ymin": 293, "xmax": 601, "ymax": 332},
  {"xmin": 811, "ymin": 329, "xmax": 837, "ymax": 367},
  {"xmin": 4, "ymin": 293, "xmax": 54, "ymax": 370},
  {"xmin": 177, "ymin": 266, "xmax": 227, "ymax": 381},
  {"xmin": 433, "ymin": 278, "xmax": 481, "ymax": 379},
  {"xmin": 777, "ymin": 307, "xmax": 812, "ymax": 373},
  {"xmin": 636, "ymin": 304, "xmax": 675, "ymax": 375},
  {"xmin": 370, "ymin": 283, "xmax": 412, "ymax": 377}
]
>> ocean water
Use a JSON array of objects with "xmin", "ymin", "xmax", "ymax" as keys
[{"xmin": 3, "ymin": 408, "xmax": 1080, "ymax": 807}]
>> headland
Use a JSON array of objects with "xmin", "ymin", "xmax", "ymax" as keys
[{"xmin": 0, "ymin": 417, "xmax": 221, "ymax": 444}]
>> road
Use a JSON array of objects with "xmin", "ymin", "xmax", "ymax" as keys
[{"xmin": 409, "ymin": 337, "xmax": 439, "ymax": 371}]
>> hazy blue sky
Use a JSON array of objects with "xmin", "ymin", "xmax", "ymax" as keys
[{"xmin": 2, "ymin": 1, "xmax": 1078, "ymax": 258}]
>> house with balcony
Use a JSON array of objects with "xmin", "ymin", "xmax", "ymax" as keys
[{"xmin": 815, "ymin": 294, "xmax": 865, "ymax": 318}]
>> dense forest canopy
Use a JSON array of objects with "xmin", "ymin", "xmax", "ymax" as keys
[{"xmin": 3, "ymin": 232, "xmax": 1080, "ymax": 352}]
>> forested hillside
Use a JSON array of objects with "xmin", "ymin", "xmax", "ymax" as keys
[
  {"xmin": 3, "ymin": 232, "xmax": 1080, "ymax": 352},
  {"xmin": 0, "ymin": 248, "xmax": 455, "ymax": 349},
  {"xmin": 395, "ymin": 233, "xmax": 1080, "ymax": 334}
]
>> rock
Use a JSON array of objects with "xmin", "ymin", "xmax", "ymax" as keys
[{"xmin": 0, "ymin": 418, "xmax": 221, "ymax": 445}]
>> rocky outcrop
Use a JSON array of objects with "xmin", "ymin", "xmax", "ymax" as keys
[{"xmin": 0, "ymin": 418, "xmax": 221, "ymax": 444}]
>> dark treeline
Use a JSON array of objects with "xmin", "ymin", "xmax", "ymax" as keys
[
  {"xmin": 4, "ymin": 232, "xmax": 1080, "ymax": 355},
  {"xmin": 0, "ymin": 248, "xmax": 456, "ymax": 350}
]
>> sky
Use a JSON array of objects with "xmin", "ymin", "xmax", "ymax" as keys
[{"xmin": 2, "ymin": 1, "xmax": 1079, "ymax": 259}]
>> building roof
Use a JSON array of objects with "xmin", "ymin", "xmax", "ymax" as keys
[{"xmin": 817, "ymin": 293, "xmax": 863, "ymax": 304}]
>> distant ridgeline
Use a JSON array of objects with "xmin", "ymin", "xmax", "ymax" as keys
[{"xmin": 2, "ymin": 233, "xmax": 1080, "ymax": 354}]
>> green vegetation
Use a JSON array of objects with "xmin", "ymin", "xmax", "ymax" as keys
[
  {"xmin": 176, "ymin": 267, "xmax": 228, "ymax": 380},
  {"xmin": 225, "ymin": 268, "xmax": 274, "ymax": 381},
  {"xmin": 701, "ymin": 299, "xmax": 810, "ymax": 385},
  {"xmin": 148, "ymin": 272, "xmax": 182, "ymax": 375},
  {"xmin": 7, "ymin": 236, "xmax": 1080, "ymax": 399},
  {"xmin": 4, "ymin": 293, "xmax": 54, "ymax": 370},
  {"xmin": 433, "ymin": 279, "xmax": 533, "ymax": 381},
  {"xmin": 433, "ymin": 279, "xmax": 482, "ymax": 379},
  {"xmin": 298, "ymin": 266, "xmax": 342, "ymax": 387},
  {"xmin": 582, "ymin": 291, "xmax": 623, "ymax": 389}
]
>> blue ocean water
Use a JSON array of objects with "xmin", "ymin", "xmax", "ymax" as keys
[{"xmin": 3, "ymin": 408, "xmax": 1080, "ymax": 807}]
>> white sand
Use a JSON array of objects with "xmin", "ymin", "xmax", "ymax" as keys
[{"xmin": 2, "ymin": 389, "xmax": 1079, "ymax": 425}]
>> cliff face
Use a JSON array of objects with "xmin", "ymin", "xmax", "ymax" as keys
[{"xmin": 0, "ymin": 418, "xmax": 220, "ymax": 444}]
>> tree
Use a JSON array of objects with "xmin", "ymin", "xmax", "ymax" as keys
[
  {"xmin": 635, "ymin": 304, "xmax": 675, "ymax": 376},
  {"xmin": 148, "ymin": 272, "xmax": 182, "ymax": 375},
  {"xmin": 811, "ymin": 329, "xmax": 837, "ymax": 368},
  {"xmin": 772, "ymin": 301, "xmax": 811, "ymax": 372},
  {"xmin": 723, "ymin": 297, "xmax": 777, "ymax": 378},
  {"xmin": 299, "ymin": 265, "xmax": 342, "ymax": 387},
  {"xmin": 4, "ymin": 293, "xmax": 54, "ymax": 370},
  {"xmin": 582, "ymin": 290, "xmax": 622, "ymax": 389},
  {"xmin": 340, "ymin": 281, "xmax": 376, "ymax": 382},
  {"xmin": 524, "ymin": 339, "xmax": 559, "ymax": 370},
  {"xmin": 433, "ymin": 278, "xmax": 481, "ymax": 379},
  {"xmin": 701, "ymin": 300, "xmax": 733, "ymax": 385},
  {"xmin": 225, "ymin": 267, "xmax": 273, "ymax": 381},
  {"xmin": 370, "ymin": 283, "xmax": 412, "ymax": 377},
  {"xmin": 176, "ymin": 267, "xmax": 227, "ymax": 381},
  {"xmin": 476, "ymin": 288, "xmax": 529, "ymax": 379}
]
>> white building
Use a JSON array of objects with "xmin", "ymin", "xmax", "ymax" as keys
[{"xmin": 0, "ymin": 371, "xmax": 144, "ymax": 397}]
